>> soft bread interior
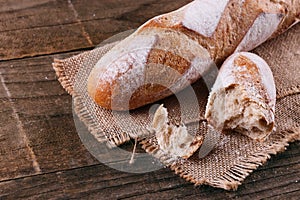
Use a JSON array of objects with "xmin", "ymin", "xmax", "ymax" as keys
[
  {"xmin": 206, "ymin": 85, "xmax": 274, "ymax": 141},
  {"xmin": 152, "ymin": 105, "xmax": 203, "ymax": 159}
]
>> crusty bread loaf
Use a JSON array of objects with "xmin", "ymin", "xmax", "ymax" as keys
[
  {"xmin": 205, "ymin": 52, "xmax": 276, "ymax": 141},
  {"xmin": 87, "ymin": 29, "xmax": 212, "ymax": 110},
  {"xmin": 88, "ymin": 0, "xmax": 299, "ymax": 111}
]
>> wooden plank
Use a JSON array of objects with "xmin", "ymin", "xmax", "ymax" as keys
[
  {"xmin": 0, "ymin": 99, "xmax": 36, "ymax": 181},
  {"xmin": 80, "ymin": 19, "xmax": 140, "ymax": 46},
  {"xmin": 0, "ymin": 52, "xmax": 73, "ymax": 100},
  {"xmin": 0, "ymin": 50, "xmax": 83, "ymax": 75},
  {"xmin": 112, "ymin": 0, "xmax": 193, "ymax": 24},
  {"xmin": 0, "ymin": 0, "xmax": 76, "ymax": 32},
  {"xmin": 0, "ymin": 142, "xmax": 299, "ymax": 199},
  {"xmin": 72, "ymin": 0, "xmax": 192, "ymax": 22},
  {"xmin": 0, "ymin": 24, "xmax": 90, "ymax": 61},
  {"xmin": 0, "ymin": 54, "xmax": 83, "ymax": 181},
  {"xmin": 0, "ymin": 165, "xmax": 184, "ymax": 199},
  {"xmin": 73, "ymin": 0, "xmax": 193, "ymax": 45},
  {"xmin": 12, "ymin": 95, "xmax": 72, "ymax": 119},
  {"xmin": 265, "ymin": 190, "xmax": 300, "ymax": 200},
  {"xmin": 121, "ymin": 146, "xmax": 300, "ymax": 200},
  {"xmin": 0, "ymin": 83, "xmax": 7, "ymax": 98},
  {"xmin": 71, "ymin": 0, "xmax": 157, "ymax": 21},
  {"xmin": 234, "ymin": 173, "xmax": 300, "ymax": 199},
  {"xmin": 3, "ymin": 81, "xmax": 65, "ymax": 98},
  {"xmin": 0, "ymin": 172, "xmax": 66, "ymax": 199},
  {"xmin": 2, "ymin": 71, "xmax": 57, "ymax": 83},
  {"xmin": 60, "ymin": 166, "xmax": 161, "ymax": 199},
  {"xmin": 21, "ymin": 115, "xmax": 98, "ymax": 172},
  {"xmin": 0, "ymin": 0, "xmax": 91, "ymax": 60}
]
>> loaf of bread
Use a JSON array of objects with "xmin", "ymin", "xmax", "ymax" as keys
[
  {"xmin": 88, "ymin": 0, "xmax": 299, "ymax": 111},
  {"xmin": 205, "ymin": 52, "xmax": 276, "ymax": 141}
]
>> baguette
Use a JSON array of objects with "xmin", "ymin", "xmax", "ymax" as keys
[
  {"xmin": 87, "ymin": 0, "xmax": 299, "ymax": 111},
  {"xmin": 205, "ymin": 52, "xmax": 276, "ymax": 141}
]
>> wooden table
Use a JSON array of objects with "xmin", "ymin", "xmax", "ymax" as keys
[{"xmin": 0, "ymin": 0, "xmax": 299, "ymax": 199}]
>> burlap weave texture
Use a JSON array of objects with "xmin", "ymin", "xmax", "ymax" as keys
[{"xmin": 53, "ymin": 24, "xmax": 300, "ymax": 190}]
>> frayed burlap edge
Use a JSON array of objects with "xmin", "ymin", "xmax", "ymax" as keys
[
  {"xmin": 53, "ymin": 58, "xmax": 74, "ymax": 95},
  {"xmin": 53, "ymin": 59, "xmax": 126, "ymax": 146},
  {"xmin": 52, "ymin": 42, "xmax": 132, "ymax": 147},
  {"xmin": 72, "ymin": 92, "xmax": 131, "ymax": 147},
  {"xmin": 140, "ymin": 127, "xmax": 300, "ymax": 190},
  {"xmin": 53, "ymin": 57, "xmax": 130, "ymax": 147}
]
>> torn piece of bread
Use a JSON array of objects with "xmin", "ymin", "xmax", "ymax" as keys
[
  {"xmin": 151, "ymin": 105, "xmax": 203, "ymax": 159},
  {"xmin": 205, "ymin": 52, "xmax": 276, "ymax": 141}
]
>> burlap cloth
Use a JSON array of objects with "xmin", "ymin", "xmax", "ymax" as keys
[{"xmin": 53, "ymin": 24, "xmax": 300, "ymax": 190}]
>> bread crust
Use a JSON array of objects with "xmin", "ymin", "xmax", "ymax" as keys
[{"xmin": 88, "ymin": 28, "xmax": 211, "ymax": 110}]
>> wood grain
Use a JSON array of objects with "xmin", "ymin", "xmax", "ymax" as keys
[
  {"xmin": 0, "ymin": 0, "xmax": 88, "ymax": 60},
  {"xmin": 0, "ymin": 0, "xmax": 192, "ymax": 60},
  {"xmin": 0, "ymin": 142, "xmax": 299, "ymax": 199},
  {"xmin": 0, "ymin": 98, "xmax": 36, "ymax": 181},
  {"xmin": 72, "ymin": 0, "xmax": 193, "ymax": 45},
  {"xmin": 0, "ymin": 0, "xmax": 76, "ymax": 32},
  {"xmin": 0, "ymin": 0, "xmax": 299, "ymax": 199}
]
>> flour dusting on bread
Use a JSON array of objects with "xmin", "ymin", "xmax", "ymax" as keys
[
  {"xmin": 235, "ymin": 13, "xmax": 283, "ymax": 52},
  {"xmin": 183, "ymin": 0, "xmax": 230, "ymax": 37},
  {"xmin": 91, "ymin": 33, "xmax": 157, "ymax": 85}
]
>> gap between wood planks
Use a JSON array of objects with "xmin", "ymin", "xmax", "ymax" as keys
[
  {"xmin": 0, "ymin": 46, "xmax": 93, "ymax": 63},
  {"xmin": 0, "ymin": 73, "xmax": 41, "ymax": 173},
  {"xmin": 67, "ymin": 0, "xmax": 94, "ymax": 46}
]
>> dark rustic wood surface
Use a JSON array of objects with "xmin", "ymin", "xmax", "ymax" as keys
[{"xmin": 0, "ymin": 0, "xmax": 299, "ymax": 199}]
